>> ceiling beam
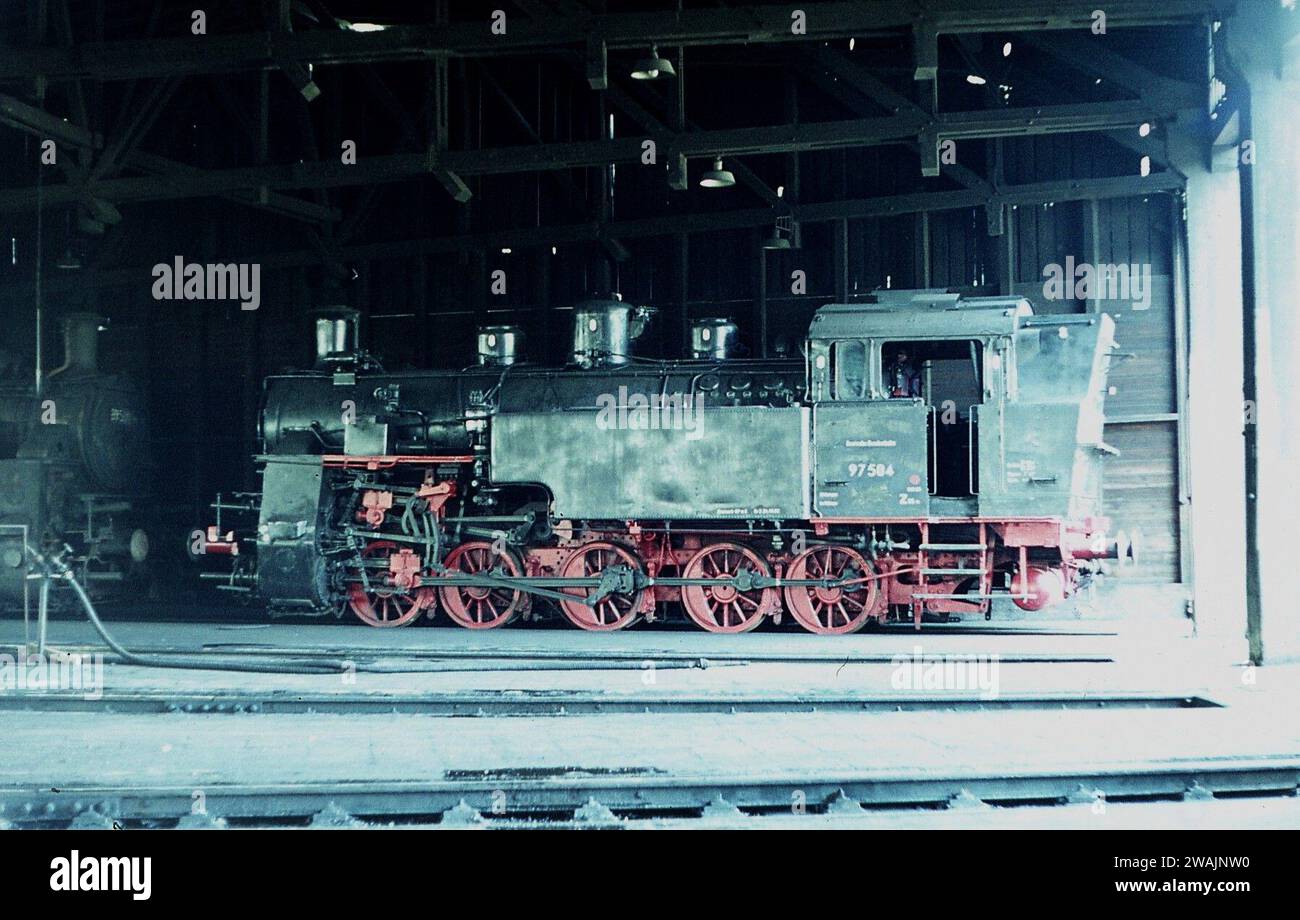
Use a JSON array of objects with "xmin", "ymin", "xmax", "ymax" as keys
[
  {"xmin": 89, "ymin": 75, "xmax": 181, "ymax": 181},
  {"xmin": 792, "ymin": 44, "xmax": 996, "ymax": 190},
  {"xmin": 0, "ymin": 1, "xmax": 1225, "ymax": 83},
  {"xmin": 0, "ymin": 90, "xmax": 340, "ymax": 222},
  {"xmin": 1018, "ymin": 32, "xmax": 1203, "ymax": 112},
  {"xmin": 0, "ymin": 101, "xmax": 1163, "ymax": 211},
  {"xmin": 0, "ymin": 90, "xmax": 98, "ymax": 148},
  {"xmin": 0, "ymin": 171, "xmax": 1185, "ymax": 298}
]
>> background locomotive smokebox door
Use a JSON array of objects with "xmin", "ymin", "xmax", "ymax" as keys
[
  {"xmin": 0, "ymin": 460, "xmax": 48, "ymax": 605},
  {"xmin": 813, "ymin": 402, "xmax": 929, "ymax": 517},
  {"xmin": 255, "ymin": 458, "xmax": 331, "ymax": 608}
]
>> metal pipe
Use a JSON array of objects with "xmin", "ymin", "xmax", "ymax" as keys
[
  {"xmin": 1237, "ymin": 84, "xmax": 1262, "ymax": 663},
  {"xmin": 37, "ymin": 571, "xmax": 49, "ymax": 656},
  {"xmin": 1170, "ymin": 192, "xmax": 1194, "ymax": 587},
  {"xmin": 33, "ymin": 160, "xmax": 43, "ymax": 397},
  {"xmin": 47, "ymin": 312, "xmax": 102, "ymax": 378}
]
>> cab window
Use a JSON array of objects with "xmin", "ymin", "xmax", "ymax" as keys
[
  {"xmin": 830, "ymin": 340, "xmax": 867, "ymax": 399},
  {"xmin": 881, "ymin": 339, "xmax": 983, "ymax": 401}
]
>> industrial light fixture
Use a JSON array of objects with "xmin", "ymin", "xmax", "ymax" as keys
[
  {"xmin": 966, "ymin": 74, "xmax": 987, "ymax": 86},
  {"xmin": 1002, "ymin": 41, "xmax": 1012, "ymax": 57},
  {"xmin": 631, "ymin": 46, "xmax": 676, "ymax": 80},
  {"xmin": 762, "ymin": 227, "xmax": 792, "ymax": 250},
  {"xmin": 763, "ymin": 215, "xmax": 795, "ymax": 250},
  {"xmin": 699, "ymin": 157, "xmax": 735, "ymax": 189},
  {"xmin": 346, "ymin": 21, "xmax": 388, "ymax": 32}
]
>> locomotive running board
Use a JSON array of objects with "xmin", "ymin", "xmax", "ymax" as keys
[
  {"xmin": 321, "ymin": 454, "xmax": 475, "ymax": 469},
  {"xmin": 911, "ymin": 593, "xmax": 1034, "ymax": 601}
]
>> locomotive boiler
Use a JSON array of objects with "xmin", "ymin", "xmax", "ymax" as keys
[
  {"xmin": 198, "ymin": 292, "xmax": 1128, "ymax": 633},
  {"xmin": 0, "ymin": 313, "xmax": 152, "ymax": 608}
]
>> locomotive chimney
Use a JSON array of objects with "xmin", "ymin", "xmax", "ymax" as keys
[
  {"xmin": 53, "ymin": 312, "xmax": 103, "ymax": 377},
  {"xmin": 312, "ymin": 307, "xmax": 360, "ymax": 368}
]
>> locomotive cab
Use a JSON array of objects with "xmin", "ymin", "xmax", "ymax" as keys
[
  {"xmin": 806, "ymin": 291, "xmax": 1028, "ymax": 519},
  {"xmin": 806, "ymin": 289, "xmax": 1117, "ymax": 526}
]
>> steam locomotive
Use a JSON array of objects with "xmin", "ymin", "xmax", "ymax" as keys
[
  {"xmin": 197, "ymin": 290, "xmax": 1128, "ymax": 633},
  {"xmin": 0, "ymin": 313, "xmax": 152, "ymax": 609}
]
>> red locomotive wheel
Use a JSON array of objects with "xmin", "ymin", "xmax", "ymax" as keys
[
  {"xmin": 347, "ymin": 541, "xmax": 434, "ymax": 628},
  {"xmin": 681, "ymin": 543, "xmax": 776, "ymax": 633},
  {"xmin": 784, "ymin": 545, "xmax": 879, "ymax": 635},
  {"xmin": 557, "ymin": 542, "xmax": 645, "ymax": 631},
  {"xmin": 438, "ymin": 541, "xmax": 526, "ymax": 629}
]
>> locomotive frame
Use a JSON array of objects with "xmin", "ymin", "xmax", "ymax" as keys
[{"xmin": 198, "ymin": 291, "xmax": 1129, "ymax": 634}]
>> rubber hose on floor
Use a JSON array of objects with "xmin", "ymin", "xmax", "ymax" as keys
[{"xmin": 28, "ymin": 546, "xmax": 716, "ymax": 675}]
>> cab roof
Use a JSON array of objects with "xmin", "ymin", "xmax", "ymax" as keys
[{"xmin": 809, "ymin": 291, "xmax": 1035, "ymax": 340}]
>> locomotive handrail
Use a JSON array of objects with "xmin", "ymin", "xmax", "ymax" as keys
[
  {"xmin": 320, "ymin": 454, "xmax": 476, "ymax": 469},
  {"xmin": 928, "ymin": 405, "xmax": 938, "ymax": 496},
  {"xmin": 968, "ymin": 404, "xmax": 979, "ymax": 496}
]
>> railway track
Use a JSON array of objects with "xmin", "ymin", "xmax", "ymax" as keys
[
  {"xmin": 6, "ymin": 757, "xmax": 1296, "ymax": 829},
  {"xmin": 101, "ymin": 614, "xmax": 1120, "ymax": 639},
  {"xmin": 0, "ymin": 638, "xmax": 1117, "ymax": 669},
  {"xmin": 4, "ymin": 615, "xmax": 1233, "ymax": 831},
  {"xmin": 0, "ymin": 689, "xmax": 1215, "ymax": 717},
  {"xmin": 87, "ymin": 642, "xmax": 1116, "ymax": 665}
]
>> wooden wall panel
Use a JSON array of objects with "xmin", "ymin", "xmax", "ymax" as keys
[{"xmin": 1100, "ymin": 422, "xmax": 1182, "ymax": 584}]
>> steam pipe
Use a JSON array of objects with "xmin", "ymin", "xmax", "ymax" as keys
[{"xmin": 47, "ymin": 312, "xmax": 102, "ymax": 379}]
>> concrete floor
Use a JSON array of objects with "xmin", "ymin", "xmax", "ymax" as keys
[{"xmin": 1, "ymin": 612, "xmax": 1296, "ymax": 828}]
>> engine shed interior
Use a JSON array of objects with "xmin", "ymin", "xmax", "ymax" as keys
[{"xmin": 0, "ymin": 0, "xmax": 1296, "ymax": 842}]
